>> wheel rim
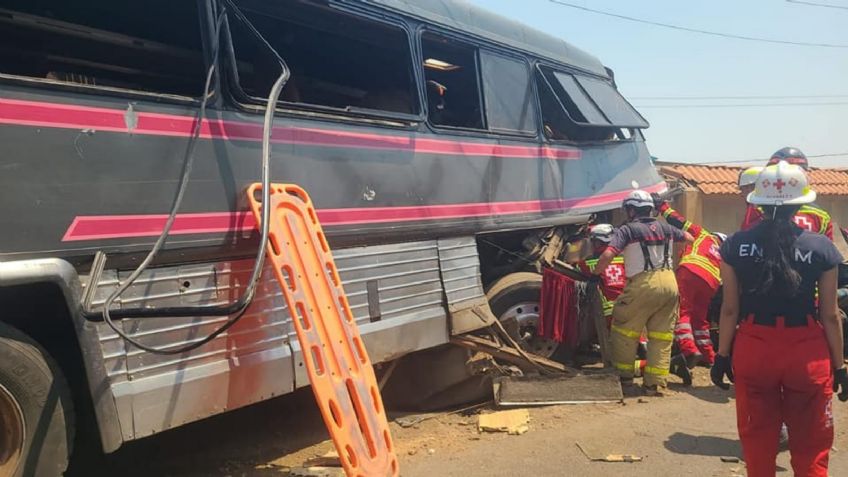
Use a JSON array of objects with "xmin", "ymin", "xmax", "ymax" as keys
[
  {"xmin": 497, "ymin": 301, "xmax": 558, "ymax": 358},
  {"xmin": 0, "ymin": 383, "xmax": 24, "ymax": 477}
]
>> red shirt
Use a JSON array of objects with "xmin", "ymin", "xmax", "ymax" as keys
[
  {"xmin": 741, "ymin": 204, "xmax": 833, "ymax": 240},
  {"xmin": 659, "ymin": 203, "xmax": 722, "ymax": 290}
]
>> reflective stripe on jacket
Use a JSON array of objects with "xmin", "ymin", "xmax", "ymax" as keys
[
  {"xmin": 659, "ymin": 203, "xmax": 722, "ymax": 290},
  {"xmin": 741, "ymin": 204, "xmax": 833, "ymax": 240}
]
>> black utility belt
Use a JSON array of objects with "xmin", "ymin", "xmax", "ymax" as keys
[{"xmin": 742, "ymin": 313, "xmax": 818, "ymax": 328}]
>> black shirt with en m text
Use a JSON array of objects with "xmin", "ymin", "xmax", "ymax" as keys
[{"xmin": 720, "ymin": 222, "xmax": 843, "ymax": 321}]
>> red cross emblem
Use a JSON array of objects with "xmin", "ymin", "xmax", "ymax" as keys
[
  {"xmin": 794, "ymin": 215, "xmax": 814, "ymax": 231},
  {"xmin": 604, "ymin": 265, "xmax": 625, "ymax": 287},
  {"xmin": 774, "ymin": 179, "xmax": 786, "ymax": 191}
]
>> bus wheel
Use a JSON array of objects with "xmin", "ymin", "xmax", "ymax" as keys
[
  {"xmin": 486, "ymin": 272, "xmax": 560, "ymax": 359},
  {"xmin": 0, "ymin": 322, "xmax": 74, "ymax": 477}
]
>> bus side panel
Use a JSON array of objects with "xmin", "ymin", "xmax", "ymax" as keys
[{"xmin": 89, "ymin": 240, "xmax": 449, "ymax": 440}]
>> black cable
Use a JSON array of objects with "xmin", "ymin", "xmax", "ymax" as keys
[
  {"xmin": 99, "ymin": 3, "xmax": 290, "ymax": 354},
  {"xmin": 548, "ymin": 0, "xmax": 848, "ymax": 48}
]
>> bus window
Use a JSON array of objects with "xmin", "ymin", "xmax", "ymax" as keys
[
  {"xmin": 421, "ymin": 32, "xmax": 484, "ymax": 129},
  {"xmin": 228, "ymin": 0, "xmax": 419, "ymax": 117},
  {"xmin": 479, "ymin": 51, "xmax": 536, "ymax": 135},
  {"xmin": 0, "ymin": 0, "xmax": 205, "ymax": 97},
  {"xmin": 537, "ymin": 66, "xmax": 647, "ymax": 141}
]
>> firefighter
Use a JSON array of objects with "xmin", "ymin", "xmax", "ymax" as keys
[
  {"xmin": 713, "ymin": 161, "xmax": 847, "ymax": 477},
  {"xmin": 594, "ymin": 190, "xmax": 693, "ymax": 395},
  {"xmin": 741, "ymin": 147, "xmax": 833, "ymax": 239},
  {"xmin": 652, "ymin": 195, "xmax": 726, "ymax": 385},
  {"xmin": 576, "ymin": 224, "xmax": 626, "ymax": 322}
]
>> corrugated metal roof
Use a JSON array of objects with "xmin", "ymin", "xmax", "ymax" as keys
[
  {"xmin": 659, "ymin": 163, "xmax": 848, "ymax": 196},
  {"xmin": 358, "ymin": 0, "xmax": 608, "ymax": 77}
]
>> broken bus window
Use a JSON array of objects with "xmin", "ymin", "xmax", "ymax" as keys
[
  {"xmin": 0, "ymin": 0, "xmax": 205, "ymax": 97},
  {"xmin": 227, "ymin": 0, "xmax": 419, "ymax": 117},
  {"xmin": 537, "ymin": 65, "xmax": 647, "ymax": 141}
]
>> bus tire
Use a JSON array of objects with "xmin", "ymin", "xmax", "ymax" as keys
[
  {"xmin": 0, "ymin": 321, "xmax": 74, "ymax": 477},
  {"xmin": 486, "ymin": 272, "xmax": 562, "ymax": 359}
]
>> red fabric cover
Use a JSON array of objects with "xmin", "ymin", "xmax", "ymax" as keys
[
  {"xmin": 733, "ymin": 319, "xmax": 833, "ymax": 477},
  {"xmin": 538, "ymin": 268, "xmax": 580, "ymax": 345}
]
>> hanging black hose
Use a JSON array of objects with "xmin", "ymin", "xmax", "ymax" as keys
[{"xmin": 95, "ymin": 1, "xmax": 291, "ymax": 354}]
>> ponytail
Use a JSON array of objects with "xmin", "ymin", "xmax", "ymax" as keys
[{"xmin": 753, "ymin": 205, "xmax": 802, "ymax": 296}]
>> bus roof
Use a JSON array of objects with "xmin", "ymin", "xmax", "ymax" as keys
[{"xmin": 360, "ymin": 0, "xmax": 608, "ymax": 78}]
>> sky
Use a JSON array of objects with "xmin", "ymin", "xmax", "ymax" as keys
[{"xmin": 468, "ymin": 0, "xmax": 848, "ymax": 168}]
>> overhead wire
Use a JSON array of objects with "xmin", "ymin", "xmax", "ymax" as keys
[
  {"xmin": 547, "ymin": 0, "xmax": 848, "ymax": 48},
  {"xmin": 630, "ymin": 94, "xmax": 848, "ymax": 100},
  {"xmin": 635, "ymin": 102, "xmax": 848, "ymax": 108},
  {"xmin": 786, "ymin": 0, "xmax": 848, "ymax": 10},
  {"xmin": 696, "ymin": 152, "xmax": 848, "ymax": 165}
]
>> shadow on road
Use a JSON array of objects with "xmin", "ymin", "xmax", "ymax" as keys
[
  {"xmin": 665, "ymin": 432, "xmax": 789, "ymax": 473},
  {"xmin": 669, "ymin": 383, "xmax": 735, "ymax": 404},
  {"xmin": 66, "ymin": 388, "xmax": 330, "ymax": 477},
  {"xmin": 664, "ymin": 432, "xmax": 743, "ymax": 459}
]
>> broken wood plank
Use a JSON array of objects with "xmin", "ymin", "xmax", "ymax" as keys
[
  {"xmin": 451, "ymin": 334, "xmax": 576, "ymax": 375},
  {"xmin": 494, "ymin": 374, "xmax": 622, "ymax": 407},
  {"xmin": 587, "ymin": 287, "xmax": 611, "ymax": 367}
]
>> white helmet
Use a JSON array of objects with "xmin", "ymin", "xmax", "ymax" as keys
[
  {"xmin": 589, "ymin": 223, "xmax": 614, "ymax": 243},
  {"xmin": 712, "ymin": 232, "xmax": 728, "ymax": 243},
  {"xmin": 622, "ymin": 190, "xmax": 654, "ymax": 209},
  {"xmin": 738, "ymin": 166, "xmax": 764, "ymax": 188},
  {"xmin": 747, "ymin": 161, "xmax": 816, "ymax": 206}
]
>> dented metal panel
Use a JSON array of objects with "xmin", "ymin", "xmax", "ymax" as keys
[
  {"xmin": 437, "ymin": 237, "xmax": 486, "ymax": 306},
  {"xmin": 89, "ymin": 240, "xmax": 450, "ymax": 440}
]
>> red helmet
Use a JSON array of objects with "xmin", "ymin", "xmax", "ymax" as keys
[{"xmin": 767, "ymin": 147, "xmax": 808, "ymax": 170}]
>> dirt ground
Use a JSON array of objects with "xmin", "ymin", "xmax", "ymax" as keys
[{"xmin": 67, "ymin": 369, "xmax": 848, "ymax": 477}]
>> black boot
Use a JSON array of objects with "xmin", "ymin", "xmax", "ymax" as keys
[
  {"xmin": 670, "ymin": 354, "xmax": 693, "ymax": 386},
  {"xmin": 685, "ymin": 352, "xmax": 703, "ymax": 369}
]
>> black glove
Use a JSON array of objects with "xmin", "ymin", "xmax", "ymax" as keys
[
  {"xmin": 833, "ymin": 367, "xmax": 848, "ymax": 402},
  {"xmin": 711, "ymin": 354, "xmax": 734, "ymax": 390},
  {"xmin": 650, "ymin": 192, "xmax": 666, "ymax": 209}
]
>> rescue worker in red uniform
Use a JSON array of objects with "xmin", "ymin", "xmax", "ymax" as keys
[
  {"xmin": 713, "ymin": 161, "xmax": 848, "ymax": 477},
  {"xmin": 652, "ymin": 195, "xmax": 726, "ymax": 385},
  {"xmin": 576, "ymin": 224, "xmax": 626, "ymax": 323},
  {"xmin": 740, "ymin": 147, "xmax": 833, "ymax": 240}
]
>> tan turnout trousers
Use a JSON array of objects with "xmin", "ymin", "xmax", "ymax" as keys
[{"xmin": 610, "ymin": 269, "xmax": 679, "ymax": 387}]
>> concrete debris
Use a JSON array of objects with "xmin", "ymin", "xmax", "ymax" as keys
[
  {"xmin": 576, "ymin": 442, "xmax": 642, "ymax": 463},
  {"xmin": 720, "ymin": 456, "xmax": 740, "ymax": 463},
  {"xmin": 427, "ymin": 448, "xmax": 437, "ymax": 456},
  {"xmin": 302, "ymin": 450, "xmax": 341, "ymax": 468},
  {"xmin": 478, "ymin": 409, "xmax": 530, "ymax": 435},
  {"xmin": 289, "ymin": 466, "xmax": 345, "ymax": 477},
  {"xmin": 396, "ymin": 413, "xmax": 437, "ymax": 428}
]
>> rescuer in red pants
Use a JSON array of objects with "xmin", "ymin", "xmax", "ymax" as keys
[
  {"xmin": 653, "ymin": 196, "xmax": 725, "ymax": 384},
  {"xmin": 713, "ymin": 160, "xmax": 848, "ymax": 477}
]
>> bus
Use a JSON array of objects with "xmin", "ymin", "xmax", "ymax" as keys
[{"xmin": 0, "ymin": 0, "xmax": 664, "ymax": 474}]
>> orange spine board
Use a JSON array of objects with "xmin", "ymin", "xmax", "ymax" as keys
[{"xmin": 248, "ymin": 183, "xmax": 398, "ymax": 477}]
